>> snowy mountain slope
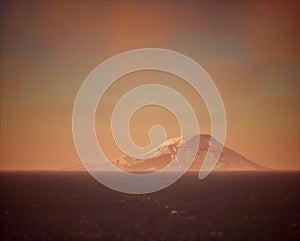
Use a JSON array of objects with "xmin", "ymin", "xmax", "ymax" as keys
[{"xmin": 112, "ymin": 134, "xmax": 268, "ymax": 173}]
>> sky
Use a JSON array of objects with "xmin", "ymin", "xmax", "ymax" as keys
[{"xmin": 0, "ymin": 0, "xmax": 299, "ymax": 170}]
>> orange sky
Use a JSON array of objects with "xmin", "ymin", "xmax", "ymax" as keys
[{"xmin": 0, "ymin": 1, "xmax": 299, "ymax": 170}]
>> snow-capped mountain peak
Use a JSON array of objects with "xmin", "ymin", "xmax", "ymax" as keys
[{"xmin": 112, "ymin": 134, "xmax": 268, "ymax": 172}]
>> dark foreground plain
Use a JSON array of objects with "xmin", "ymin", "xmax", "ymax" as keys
[{"xmin": 0, "ymin": 171, "xmax": 299, "ymax": 241}]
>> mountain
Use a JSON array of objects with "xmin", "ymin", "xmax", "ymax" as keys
[{"xmin": 112, "ymin": 134, "xmax": 268, "ymax": 173}]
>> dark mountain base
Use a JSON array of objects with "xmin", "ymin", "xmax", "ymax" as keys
[{"xmin": 1, "ymin": 171, "xmax": 299, "ymax": 241}]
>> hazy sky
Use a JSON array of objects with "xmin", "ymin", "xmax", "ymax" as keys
[{"xmin": 1, "ymin": 0, "xmax": 299, "ymax": 170}]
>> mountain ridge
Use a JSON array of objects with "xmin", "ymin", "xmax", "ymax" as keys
[{"xmin": 112, "ymin": 134, "xmax": 269, "ymax": 173}]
